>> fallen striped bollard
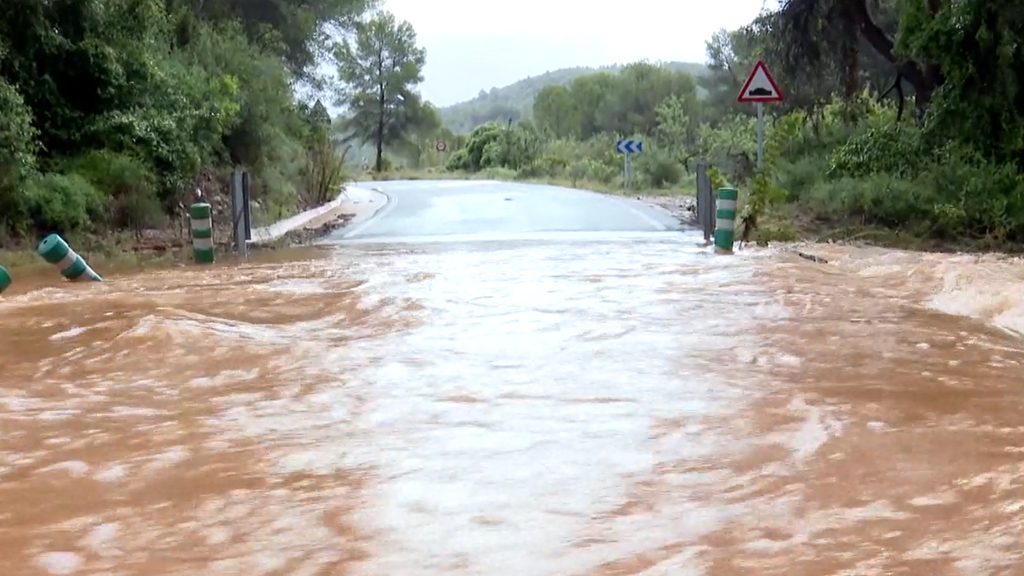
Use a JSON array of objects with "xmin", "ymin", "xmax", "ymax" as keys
[{"xmin": 37, "ymin": 234, "xmax": 102, "ymax": 281}]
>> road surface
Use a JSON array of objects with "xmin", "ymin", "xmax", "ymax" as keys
[
  {"xmin": 329, "ymin": 179, "xmax": 683, "ymax": 241},
  {"xmin": 1, "ymin": 181, "xmax": 1023, "ymax": 575}
]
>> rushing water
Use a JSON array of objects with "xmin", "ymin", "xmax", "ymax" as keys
[{"xmin": 0, "ymin": 233, "xmax": 1022, "ymax": 575}]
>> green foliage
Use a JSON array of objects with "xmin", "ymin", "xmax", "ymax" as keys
[
  {"xmin": 435, "ymin": 63, "xmax": 698, "ymax": 195},
  {"xmin": 635, "ymin": 150, "xmax": 684, "ymax": 188},
  {"xmin": 827, "ymin": 124, "xmax": 923, "ymax": 179},
  {"xmin": 0, "ymin": 0, "xmax": 373, "ymax": 243},
  {"xmin": 707, "ymin": 166, "xmax": 729, "ymax": 192},
  {"xmin": 302, "ymin": 127, "xmax": 351, "ymax": 207},
  {"xmin": 23, "ymin": 173, "xmax": 105, "ymax": 234},
  {"xmin": 167, "ymin": 0, "xmax": 376, "ymax": 77},
  {"xmin": 896, "ymin": 0, "xmax": 1024, "ymax": 165},
  {"xmin": 439, "ymin": 61, "xmax": 710, "ymax": 134},
  {"xmin": 428, "ymin": 0, "xmax": 1024, "ymax": 249},
  {"xmin": 4, "ymin": 0, "xmax": 1024, "ymax": 252},
  {"xmin": 0, "ymin": 75, "xmax": 38, "ymax": 234},
  {"xmin": 64, "ymin": 150, "xmax": 163, "ymax": 233},
  {"xmin": 768, "ymin": 94, "xmax": 1024, "ymax": 243},
  {"xmin": 333, "ymin": 10, "xmax": 428, "ymax": 173},
  {"xmin": 531, "ymin": 63, "xmax": 701, "ymax": 141}
]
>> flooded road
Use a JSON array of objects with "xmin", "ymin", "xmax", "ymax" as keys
[{"xmin": 1, "ymin": 233, "xmax": 1024, "ymax": 575}]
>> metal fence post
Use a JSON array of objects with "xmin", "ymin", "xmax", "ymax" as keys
[
  {"xmin": 696, "ymin": 162, "xmax": 714, "ymax": 243},
  {"xmin": 230, "ymin": 168, "xmax": 247, "ymax": 256},
  {"xmin": 241, "ymin": 171, "xmax": 252, "ymax": 241}
]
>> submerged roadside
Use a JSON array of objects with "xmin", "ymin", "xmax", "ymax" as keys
[
  {"xmin": 251, "ymin": 185, "xmax": 388, "ymax": 247},
  {"xmin": 0, "ymin": 185, "xmax": 389, "ymax": 286}
]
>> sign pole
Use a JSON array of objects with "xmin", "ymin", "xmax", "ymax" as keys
[
  {"xmin": 615, "ymin": 139, "xmax": 642, "ymax": 190},
  {"xmin": 736, "ymin": 60, "xmax": 782, "ymax": 173},
  {"xmin": 756, "ymin": 102, "xmax": 764, "ymax": 168}
]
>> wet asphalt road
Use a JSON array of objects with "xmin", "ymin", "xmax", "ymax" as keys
[{"xmin": 329, "ymin": 180, "xmax": 684, "ymax": 242}]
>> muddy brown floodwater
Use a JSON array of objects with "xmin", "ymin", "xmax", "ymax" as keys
[{"xmin": 1, "ymin": 235, "xmax": 1023, "ymax": 575}]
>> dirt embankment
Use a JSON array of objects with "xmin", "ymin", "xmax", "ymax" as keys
[{"xmin": 135, "ymin": 176, "xmax": 359, "ymax": 256}]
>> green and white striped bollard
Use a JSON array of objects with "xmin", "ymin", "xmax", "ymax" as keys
[
  {"xmin": 713, "ymin": 187, "xmax": 738, "ymax": 254},
  {"xmin": 0, "ymin": 264, "xmax": 11, "ymax": 294},
  {"xmin": 189, "ymin": 203, "xmax": 215, "ymax": 264},
  {"xmin": 37, "ymin": 234, "xmax": 101, "ymax": 281}
]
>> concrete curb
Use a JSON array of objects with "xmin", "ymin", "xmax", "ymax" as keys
[{"xmin": 248, "ymin": 185, "xmax": 380, "ymax": 245}]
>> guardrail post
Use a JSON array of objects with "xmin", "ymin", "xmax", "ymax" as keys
[
  {"xmin": 37, "ymin": 234, "xmax": 102, "ymax": 281},
  {"xmin": 696, "ymin": 162, "xmax": 715, "ymax": 243},
  {"xmin": 0, "ymin": 264, "xmax": 10, "ymax": 294},
  {"xmin": 189, "ymin": 202, "xmax": 215, "ymax": 264},
  {"xmin": 230, "ymin": 168, "xmax": 248, "ymax": 256},
  {"xmin": 713, "ymin": 187, "xmax": 738, "ymax": 254}
]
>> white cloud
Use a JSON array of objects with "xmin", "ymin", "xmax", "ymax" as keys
[{"xmin": 382, "ymin": 0, "xmax": 772, "ymax": 105}]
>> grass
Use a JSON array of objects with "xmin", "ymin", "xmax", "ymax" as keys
[{"xmin": 1, "ymin": 231, "xmax": 193, "ymax": 274}]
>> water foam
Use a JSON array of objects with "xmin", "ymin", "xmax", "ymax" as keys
[
  {"xmin": 784, "ymin": 243, "xmax": 1024, "ymax": 339},
  {"xmin": 926, "ymin": 256, "xmax": 1024, "ymax": 337}
]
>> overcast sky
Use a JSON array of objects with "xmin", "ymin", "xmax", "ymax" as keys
[{"xmin": 383, "ymin": 0, "xmax": 773, "ymax": 106}]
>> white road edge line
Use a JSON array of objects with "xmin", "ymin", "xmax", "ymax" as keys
[
  {"xmin": 612, "ymin": 196, "xmax": 668, "ymax": 231},
  {"xmin": 341, "ymin": 189, "xmax": 396, "ymax": 238}
]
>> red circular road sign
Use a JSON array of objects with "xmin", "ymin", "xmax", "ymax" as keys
[{"xmin": 435, "ymin": 140, "xmax": 447, "ymax": 152}]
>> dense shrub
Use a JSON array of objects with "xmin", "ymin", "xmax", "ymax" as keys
[{"xmin": 23, "ymin": 174, "xmax": 105, "ymax": 234}]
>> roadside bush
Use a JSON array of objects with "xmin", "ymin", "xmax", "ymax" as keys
[
  {"xmin": 302, "ymin": 138, "xmax": 350, "ymax": 207},
  {"xmin": 0, "ymin": 78, "xmax": 38, "ymax": 235},
  {"xmin": 23, "ymin": 173, "xmax": 105, "ymax": 234},
  {"xmin": 918, "ymin": 153, "xmax": 1024, "ymax": 240},
  {"xmin": 827, "ymin": 124, "xmax": 923, "ymax": 179},
  {"xmin": 774, "ymin": 155, "xmax": 829, "ymax": 203},
  {"xmin": 800, "ymin": 174, "xmax": 927, "ymax": 230},
  {"xmin": 636, "ymin": 150, "xmax": 683, "ymax": 188},
  {"xmin": 64, "ymin": 150, "xmax": 164, "ymax": 233}
]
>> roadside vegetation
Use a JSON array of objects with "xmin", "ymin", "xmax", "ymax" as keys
[
  {"xmin": 401, "ymin": 1, "xmax": 1024, "ymax": 250},
  {"xmin": 0, "ymin": 0, "xmax": 435, "ymax": 264},
  {"xmin": 4, "ymin": 0, "xmax": 1022, "ymax": 261}
]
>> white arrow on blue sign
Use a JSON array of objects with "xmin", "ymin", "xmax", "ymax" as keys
[{"xmin": 615, "ymin": 139, "xmax": 643, "ymax": 154}]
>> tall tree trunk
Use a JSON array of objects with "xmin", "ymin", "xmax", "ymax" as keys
[
  {"xmin": 846, "ymin": 0, "xmax": 941, "ymax": 107},
  {"xmin": 842, "ymin": 39, "xmax": 860, "ymax": 98},
  {"xmin": 840, "ymin": 4, "xmax": 861, "ymax": 99},
  {"xmin": 375, "ymin": 84, "xmax": 385, "ymax": 172}
]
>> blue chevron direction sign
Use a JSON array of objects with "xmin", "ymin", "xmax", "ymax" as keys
[{"xmin": 615, "ymin": 139, "xmax": 643, "ymax": 154}]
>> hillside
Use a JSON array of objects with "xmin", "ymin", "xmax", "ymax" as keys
[{"xmin": 438, "ymin": 61, "xmax": 709, "ymax": 134}]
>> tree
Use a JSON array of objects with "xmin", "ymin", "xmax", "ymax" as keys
[
  {"xmin": 759, "ymin": 0, "xmax": 941, "ymax": 111},
  {"xmin": 333, "ymin": 11, "xmax": 426, "ymax": 172},
  {"xmin": 533, "ymin": 85, "xmax": 580, "ymax": 138},
  {"xmin": 164, "ymin": 0, "xmax": 375, "ymax": 79},
  {"xmin": 0, "ymin": 0, "xmax": 374, "ymax": 242}
]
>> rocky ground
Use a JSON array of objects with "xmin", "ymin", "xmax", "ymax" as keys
[
  {"xmin": 635, "ymin": 195, "xmax": 697, "ymax": 225},
  {"xmin": 278, "ymin": 211, "xmax": 355, "ymax": 245}
]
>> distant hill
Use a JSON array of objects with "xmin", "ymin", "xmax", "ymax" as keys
[{"xmin": 438, "ymin": 61, "xmax": 710, "ymax": 134}]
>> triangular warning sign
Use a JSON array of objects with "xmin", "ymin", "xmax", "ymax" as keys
[{"xmin": 737, "ymin": 60, "xmax": 783, "ymax": 103}]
